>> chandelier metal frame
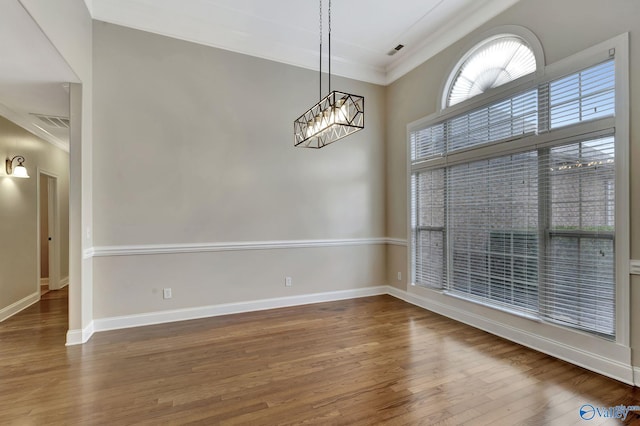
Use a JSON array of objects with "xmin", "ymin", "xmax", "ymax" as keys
[{"xmin": 293, "ymin": 0, "xmax": 364, "ymax": 149}]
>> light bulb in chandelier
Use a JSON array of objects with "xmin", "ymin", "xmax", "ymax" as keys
[
  {"xmin": 306, "ymin": 119, "xmax": 314, "ymax": 137},
  {"xmin": 323, "ymin": 109, "xmax": 333, "ymax": 126},
  {"xmin": 333, "ymin": 97, "xmax": 349, "ymax": 124},
  {"xmin": 315, "ymin": 115, "xmax": 323, "ymax": 133}
]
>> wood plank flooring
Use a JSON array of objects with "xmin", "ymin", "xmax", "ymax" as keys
[{"xmin": 1, "ymin": 288, "xmax": 639, "ymax": 425}]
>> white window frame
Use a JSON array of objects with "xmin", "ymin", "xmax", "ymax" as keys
[{"xmin": 406, "ymin": 31, "xmax": 630, "ymax": 380}]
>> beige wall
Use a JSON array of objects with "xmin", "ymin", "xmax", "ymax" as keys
[
  {"xmin": 93, "ymin": 246, "xmax": 386, "ymax": 318},
  {"xmin": 91, "ymin": 22, "xmax": 387, "ymax": 318},
  {"xmin": 385, "ymin": 0, "xmax": 640, "ymax": 365},
  {"xmin": 0, "ymin": 116, "xmax": 69, "ymax": 314}
]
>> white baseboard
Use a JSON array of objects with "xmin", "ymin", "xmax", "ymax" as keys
[
  {"xmin": 0, "ymin": 292, "xmax": 40, "ymax": 323},
  {"xmin": 386, "ymin": 286, "xmax": 635, "ymax": 386},
  {"xmin": 633, "ymin": 367, "xmax": 640, "ymax": 387},
  {"xmin": 93, "ymin": 286, "xmax": 389, "ymax": 333},
  {"xmin": 66, "ymin": 321, "xmax": 94, "ymax": 346},
  {"xmin": 59, "ymin": 276, "xmax": 69, "ymax": 288}
]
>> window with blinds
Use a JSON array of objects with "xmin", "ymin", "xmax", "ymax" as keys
[
  {"xmin": 543, "ymin": 137, "xmax": 616, "ymax": 336},
  {"xmin": 448, "ymin": 152, "xmax": 539, "ymax": 311},
  {"xmin": 410, "ymin": 90, "xmax": 538, "ymax": 162},
  {"xmin": 548, "ymin": 61, "xmax": 615, "ymax": 129},
  {"xmin": 411, "ymin": 169, "xmax": 446, "ymax": 288},
  {"xmin": 410, "ymin": 59, "xmax": 617, "ymax": 338}
]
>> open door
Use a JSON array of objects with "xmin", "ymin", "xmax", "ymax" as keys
[{"xmin": 39, "ymin": 172, "xmax": 59, "ymax": 293}]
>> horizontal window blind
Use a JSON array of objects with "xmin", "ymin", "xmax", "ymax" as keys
[
  {"xmin": 411, "ymin": 123, "xmax": 445, "ymax": 161},
  {"xmin": 410, "ymin": 58, "xmax": 617, "ymax": 338},
  {"xmin": 448, "ymin": 152, "xmax": 539, "ymax": 311},
  {"xmin": 547, "ymin": 60, "xmax": 615, "ymax": 129},
  {"xmin": 411, "ymin": 90, "xmax": 538, "ymax": 162},
  {"xmin": 448, "ymin": 90, "xmax": 538, "ymax": 152},
  {"xmin": 541, "ymin": 137, "xmax": 615, "ymax": 336},
  {"xmin": 411, "ymin": 169, "xmax": 446, "ymax": 288},
  {"xmin": 447, "ymin": 37, "xmax": 537, "ymax": 107}
]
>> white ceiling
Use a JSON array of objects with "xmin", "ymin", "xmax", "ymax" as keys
[
  {"xmin": 0, "ymin": 0, "xmax": 520, "ymax": 150},
  {"xmin": 89, "ymin": 0, "xmax": 520, "ymax": 85},
  {"xmin": 0, "ymin": 0, "xmax": 78, "ymax": 151}
]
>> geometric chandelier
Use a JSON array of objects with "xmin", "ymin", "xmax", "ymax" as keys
[{"xmin": 294, "ymin": 0, "xmax": 364, "ymax": 148}]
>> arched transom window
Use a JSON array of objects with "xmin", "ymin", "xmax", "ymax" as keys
[{"xmin": 446, "ymin": 35, "xmax": 537, "ymax": 107}]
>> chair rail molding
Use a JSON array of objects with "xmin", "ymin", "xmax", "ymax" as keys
[{"xmin": 86, "ymin": 238, "xmax": 404, "ymax": 257}]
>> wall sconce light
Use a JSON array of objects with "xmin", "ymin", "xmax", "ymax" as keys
[{"xmin": 5, "ymin": 155, "xmax": 30, "ymax": 178}]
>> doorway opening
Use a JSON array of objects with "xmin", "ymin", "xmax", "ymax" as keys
[{"xmin": 38, "ymin": 171, "xmax": 60, "ymax": 297}]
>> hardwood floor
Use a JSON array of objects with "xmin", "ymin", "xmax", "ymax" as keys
[{"xmin": 1, "ymin": 289, "xmax": 638, "ymax": 425}]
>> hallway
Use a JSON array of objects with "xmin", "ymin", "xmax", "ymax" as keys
[{"xmin": 0, "ymin": 287, "xmax": 67, "ymax": 343}]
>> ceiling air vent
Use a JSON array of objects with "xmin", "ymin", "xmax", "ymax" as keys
[
  {"xmin": 387, "ymin": 44, "xmax": 405, "ymax": 56},
  {"xmin": 31, "ymin": 113, "xmax": 70, "ymax": 129}
]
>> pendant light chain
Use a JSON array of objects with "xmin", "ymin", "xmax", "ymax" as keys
[
  {"xmin": 328, "ymin": 0, "xmax": 332, "ymax": 95},
  {"xmin": 319, "ymin": 0, "xmax": 322, "ymax": 101},
  {"xmin": 318, "ymin": 0, "xmax": 332, "ymax": 100}
]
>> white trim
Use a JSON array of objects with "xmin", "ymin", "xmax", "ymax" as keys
[
  {"xmin": 59, "ymin": 276, "xmax": 69, "ymax": 288},
  {"xmin": 613, "ymin": 33, "xmax": 631, "ymax": 346},
  {"xmin": 0, "ymin": 292, "xmax": 40, "ymax": 322},
  {"xmin": 634, "ymin": 367, "xmax": 640, "ymax": 387},
  {"xmin": 386, "ymin": 238, "xmax": 408, "ymax": 247},
  {"xmin": 83, "ymin": 248, "xmax": 93, "ymax": 259},
  {"xmin": 93, "ymin": 286, "xmax": 388, "ymax": 333},
  {"xmin": 65, "ymin": 321, "xmax": 94, "ymax": 346},
  {"xmin": 630, "ymin": 261, "xmax": 640, "ymax": 276},
  {"xmin": 387, "ymin": 286, "xmax": 634, "ymax": 386},
  {"xmin": 88, "ymin": 238, "xmax": 397, "ymax": 258}
]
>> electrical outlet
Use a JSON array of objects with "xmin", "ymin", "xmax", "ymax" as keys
[
  {"xmin": 397, "ymin": 272, "xmax": 402, "ymax": 281},
  {"xmin": 163, "ymin": 288, "xmax": 172, "ymax": 299},
  {"xmin": 285, "ymin": 276, "xmax": 292, "ymax": 287}
]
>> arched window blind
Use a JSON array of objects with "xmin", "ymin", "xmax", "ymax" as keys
[{"xmin": 447, "ymin": 36, "xmax": 537, "ymax": 107}]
